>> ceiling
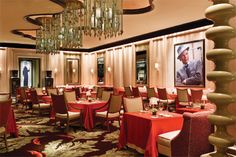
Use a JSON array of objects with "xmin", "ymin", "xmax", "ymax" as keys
[{"xmin": 0, "ymin": 0, "xmax": 212, "ymax": 49}]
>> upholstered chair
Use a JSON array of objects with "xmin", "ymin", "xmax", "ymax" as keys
[
  {"xmin": 51, "ymin": 94, "xmax": 81, "ymax": 133},
  {"xmin": 190, "ymin": 88, "xmax": 203, "ymax": 103},
  {"xmin": 124, "ymin": 86, "xmax": 133, "ymax": 97},
  {"xmin": 30, "ymin": 90, "xmax": 51, "ymax": 115},
  {"xmin": 96, "ymin": 87, "xmax": 104, "ymax": 99},
  {"xmin": 157, "ymin": 111, "xmax": 214, "ymax": 157},
  {"xmin": 64, "ymin": 91, "xmax": 77, "ymax": 103},
  {"xmin": 176, "ymin": 88, "xmax": 191, "ymax": 107},
  {"xmin": 157, "ymin": 88, "xmax": 175, "ymax": 110},
  {"xmin": 101, "ymin": 91, "xmax": 112, "ymax": 102},
  {"xmin": 132, "ymin": 87, "xmax": 140, "ymax": 97},
  {"xmin": 47, "ymin": 88, "xmax": 58, "ymax": 96},
  {"xmin": 95, "ymin": 95, "xmax": 122, "ymax": 131},
  {"xmin": 123, "ymin": 97, "xmax": 144, "ymax": 112}
]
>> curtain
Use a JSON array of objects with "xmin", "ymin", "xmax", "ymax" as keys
[
  {"xmin": 113, "ymin": 48, "xmax": 124, "ymax": 87},
  {"xmin": 123, "ymin": 45, "xmax": 135, "ymax": 87}
]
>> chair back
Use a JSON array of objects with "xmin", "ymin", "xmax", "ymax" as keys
[
  {"xmin": 147, "ymin": 87, "xmax": 157, "ymax": 98},
  {"xmin": 64, "ymin": 91, "xmax": 76, "ymax": 103},
  {"xmin": 29, "ymin": 90, "xmax": 39, "ymax": 104},
  {"xmin": 101, "ymin": 91, "xmax": 112, "ymax": 102},
  {"xmin": 132, "ymin": 87, "xmax": 140, "ymax": 97},
  {"xmin": 47, "ymin": 88, "xmax": 58, "ymax": 96},
  {"xmin": 190, "ymin": 89, "xmax": 203, "ymax": 103},
  {"xmin": 97, "ymin": 87, "xmax": 104, "ymax": 99},
  {"xmin": 0, "ymin": 99, "xmax": 12, "ymax": 127},
  {"xmin": 74, "ymin": 87, "xmax": 81, "ymax": 99},
  {"xmin": 171, "ymin": 111, "xmax": 214, "ymax": 157},
  {"xmin": 34, "ymin": 88, "xmax": 43, "ymax": 95},
  {"xmin": 176, "ymin": 88, "xmax": 190, "ymax": 105},
  {"xmin": 123, "ymin": 97, "xmax": 143, "ymax": 112},
  {"xmin": 19, "ymin": 87, "xmax": 27, "ymax": 100},
  {"xmin": 108, "ymin": 95, "xmax": 122, "ymax": 113},
  {"xmin": 157, "ymin": 88, "xmax": 168, "ymax": 100},
  {"xmin": 124, "ymin": 86, "xmax": 133, "ymax": 97},
  {"xmin": 51, "ymin": 94, "xmax": 67, "ymax": 114}
]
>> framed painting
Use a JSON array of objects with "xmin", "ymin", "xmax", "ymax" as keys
[
  {"xmin": 20, "ymin": 60, "xmax": 32, "ymax": 87},
  {"xmin": 174, "ymin": 39, "xmax": 205, "ymax": 87}
]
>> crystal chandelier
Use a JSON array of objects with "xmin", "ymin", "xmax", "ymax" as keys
[
  {"xmin": 83, "ymin": 0, "xmax": 123, "ymax": 39},
  {"xmin": 36, "ymin": 17, "xmax": 60, "ymax": 55},
  {"xmin": 58, "ymin": 0, "xmax": 83, "ymax": 49},
  {"xmin": 36, "ymin": 0, "xmax": 83, "ymax": 54}
]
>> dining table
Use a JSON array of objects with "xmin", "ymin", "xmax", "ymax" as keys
[
  {"xmin": 118, "ymin": 111, "xmax": 183, "ymax": 157},
  {"xmin": 0, "ymin": 101, "xmax": 18, "ymax": 137},
  {"xmin": 67, "ymin": 99, "xmax": 107, "ymax": 131}
]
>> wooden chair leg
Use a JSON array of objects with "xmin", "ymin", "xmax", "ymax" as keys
[{"xmin": 4, "ymin": 132, "xmax": 8, "ymax": 151}]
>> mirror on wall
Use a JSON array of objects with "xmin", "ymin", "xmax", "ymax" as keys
[
  {"xmin": 136, "ymin": 50, "xmax": 148, "ymax": 85},
  {"xmin": 97, "ymin": 57, "xmax": 105, "ymax": 84},
  {"xmin": 65, "ymin": 58, "xmax": 80, "ymax": 84}
]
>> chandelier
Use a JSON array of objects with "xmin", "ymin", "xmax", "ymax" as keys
[
  {"xmin": 58, "ymin": 0, "xmax": 83, "ymax": 49},
  {"xmin": 35, "ymin": 0, "xmax": 124, "ymax": 54},
  {"xmin": 83, "ymin": 0, "xmax": 123, "ymax": 39},
  {"xmin": 36, "ymin": 17, "xmax": 60, "ymax": 54}
]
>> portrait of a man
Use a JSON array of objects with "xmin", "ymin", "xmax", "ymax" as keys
[
  {"xmin": 20, "ymin": 60, "xmax": 32, "ymax": 87},
  {"xmin": 174, "ymin": 40, "xmax": 205, "ymax": 87}
]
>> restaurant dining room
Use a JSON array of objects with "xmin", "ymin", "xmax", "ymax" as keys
[{"xmin": 1, "ymin": 0, "xmax": 236, "ymax": 156}]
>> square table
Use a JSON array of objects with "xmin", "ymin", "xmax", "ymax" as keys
[
  {"xmin": 68, "ymin": 100, "xmax": 107, "ymax": 130},
  {"xmin": 118, "ymin": 111, "xmax": 183, "ymax": 157}
]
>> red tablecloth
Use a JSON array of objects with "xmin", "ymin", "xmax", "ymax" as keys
[
  {"xmin": 0, "ymin": 104, "xmax": 18, "ymax": 137},
  {"xmin": 176, "ymin": 103, "xmax": 216, "ymax": 114},
  {"xmin": 118, "ymin": 111, "xmax": 183, "ymax": 157},
  {"xmin": 68, "ymin": 100, "xmax": 107, "ymax": 130}
]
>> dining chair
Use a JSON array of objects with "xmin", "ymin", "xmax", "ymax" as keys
[
  {"xmin": 30, "ymin": 90, "xmax": 51, "ymax": 115},
  {"xmin": 157, "ymin": 88, "xmax": 175, "ymax": 110},
  {"xmin": 74, "ymin": 87, "xmax": 81, "ymax": 100},
  {"xmin": 0, "ymin": 99, "xmax": 12, "ymax": 151},
  {"xmin": 101, "ymin": 91, "xmax": 112, "ymax": 102},
  {"xmin": 96, "ymin": 87, "xmax": 104, "ymax": 99},
  {"xmin": 147, "ymin": 87, "xmax": 157, "ymax": 99},
  {"xmin": 64, "ymin": 91, "xmax": 77, "ymax": 103},
  {"xmin": 51, "ymin": 94, "xmax": 81, "ymax": 133},
  {"xmin": 123, "ymin": 97, "xmax": 144, "ymax": 112},
  {"xmin": 124, "ymin": 86, "xmax": 133, "ymax": 97},
  {"xmin": 132, "ymin": 87, "xmax": 140, "ymax": 97},
  {"xmin": 18, "ymin": 87, "xmax": 31, "ymax": 109},
  {"xmin": 95, "ymin": 94, "xmax": 122, "ymax": 131},
  {"xmin": 47, "ymin": 88, "xmax": 58, "ymax": 96},
  {"xmin": 34, "ymin": 87, "xmax": 44, "ymax": 96},
  {"xmin": 190, "ymin": 88, "xmax": 203, "ymax": 103},
  {"xmin": 176, "ymin": 88, "xmax": 191, "ymax": 107},
  {"xmin": 157, "ymin": 111, "xmax": 213, "ymax": 157}
]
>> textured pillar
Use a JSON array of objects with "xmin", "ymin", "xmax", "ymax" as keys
[{"xmin": 205, "ymin": 0, "xmax": 236, "ymax": 156}]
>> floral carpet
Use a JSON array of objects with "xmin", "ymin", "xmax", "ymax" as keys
[{"xmin": 0, "ymin": 107, "xmax": 142, "ymax": 157}]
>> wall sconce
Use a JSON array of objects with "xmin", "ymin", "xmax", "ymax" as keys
[
  {"xmin": 154, "ymin": 63, "xmax": 160, "ymax": 71},
  {"xmin": 107, "ymin": 67, "xmax": 111, "ymax": 72},
  {"xmin": 0, "ymin": 67, "xmax": 1, "ymax": 77},
  {"xmin": 72, "ymin": 68, "xmax": 76, "ymax": 73},
  {"xmin": 90, "ymin": 68, "xmax": 94, "ymax": 74},
  {"xmin": 54, "ymin": 68, "xmax": 58, "ymax": 73}
]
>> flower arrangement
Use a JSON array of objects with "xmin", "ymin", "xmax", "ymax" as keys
[{"xmin": 151, "ymin": 107, "xmax": 158, "ymax": 115}]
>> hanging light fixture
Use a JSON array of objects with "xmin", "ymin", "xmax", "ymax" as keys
[
  {"xmin": 83, "ymin": 0, "xmax": 123, "ymax": 39},
  {"xmin": 36, "ymin": 17, "xmax": 60, "ymax": 55},
  {"xmin": 59, "ymin": 0, "xmax": 83, "ymax": 49},
  {"xmin": 36, "ymin": 0, "xmax": 83, "ymax": 54}
]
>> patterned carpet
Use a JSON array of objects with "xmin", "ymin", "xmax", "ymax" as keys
[{"xmin": 0, "ymin": 107, "xmax": 142, "ymax": 157}]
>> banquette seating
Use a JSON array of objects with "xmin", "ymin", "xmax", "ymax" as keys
[{"xmin": 157, "ymin": 111, "xmax": 214, "ymax": 157}]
